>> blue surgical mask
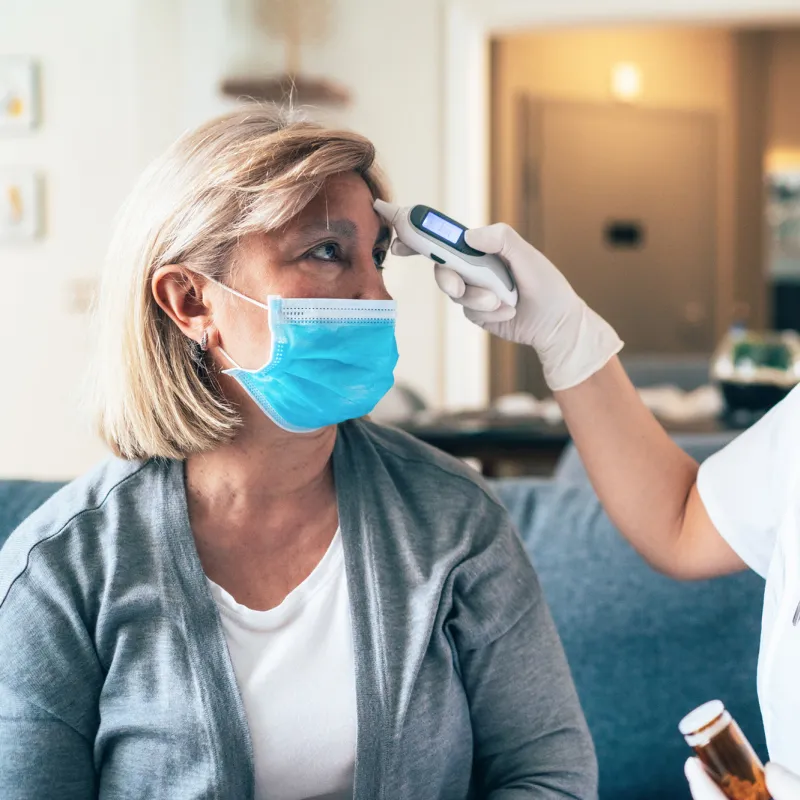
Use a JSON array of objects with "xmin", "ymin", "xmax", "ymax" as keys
[{"xmin": 215, "ymin": 284, "xmax": 399, "ymax": 433}]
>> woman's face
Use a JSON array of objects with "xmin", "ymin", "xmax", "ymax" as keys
[{"xmin": 209, "ymin": 171, "xmax": 392, "ymax": 372}]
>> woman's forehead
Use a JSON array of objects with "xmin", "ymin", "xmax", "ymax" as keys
[
  {"xmin": 285, "ymin": 175, "xmax": 388, "ymax": 241},
  {"xmin": 302, "ymin": 172, "xmax": 375, "ymax": 216}
]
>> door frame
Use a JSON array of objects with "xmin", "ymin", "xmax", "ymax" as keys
[{"xmin": 442, "ymin": 0, "xmax": 800, "ymax": 408}]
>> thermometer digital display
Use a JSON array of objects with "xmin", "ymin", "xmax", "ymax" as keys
[{"xmin": 421, "ymin": 211, "xmax": 462, "ymax": 244}]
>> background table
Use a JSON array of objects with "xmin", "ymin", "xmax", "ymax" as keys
[{"xmin": 398, "ymin": 411, "xmax": 753, "ymax": 476}]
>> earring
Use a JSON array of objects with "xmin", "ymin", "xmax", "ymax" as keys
[{"xmin": 200, "ymin": 330, "xmax": 209, "ymax": 352}]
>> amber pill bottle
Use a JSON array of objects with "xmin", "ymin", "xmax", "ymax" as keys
[{"xmin": 679, "ymin": 700, "xmax": 771, "ymax": 800}]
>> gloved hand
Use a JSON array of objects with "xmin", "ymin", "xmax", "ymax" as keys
[
  {"xmin": 391, "ymin": 223, "xmax": 622, "ymax": 391},
  {"xmin": 685, "ymin": 757, "xmax": 800, "ymax": 799}
]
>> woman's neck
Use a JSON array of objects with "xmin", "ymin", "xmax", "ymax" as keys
[
  {"xmin": 184, "ymin": 412, "xmax": 338, "ymax": 519},
  {"xmin": 185, "ymin": 412, "xmax": 340, "ymax": 608}
]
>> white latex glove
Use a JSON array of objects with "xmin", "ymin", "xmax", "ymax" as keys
[
  {"xmin": 685, "ymin": 757, "xmax": 800, "ymax": 799},
  {"xmin": 391, "ymin": 224, "xmax": 622, "ymax": 391}
]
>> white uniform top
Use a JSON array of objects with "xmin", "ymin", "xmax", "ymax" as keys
[
  {"xmin": 207, "ymin": 529, "xmax": 357, "ymax": 800},
  {"xmin": 698, "ymin": 386, "xmax": 800, "ymax": 772}
]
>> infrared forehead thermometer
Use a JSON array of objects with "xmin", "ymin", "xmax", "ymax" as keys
[{"xmin": 374, "ymin": 200, "xmax": 518, "ymax": 308}]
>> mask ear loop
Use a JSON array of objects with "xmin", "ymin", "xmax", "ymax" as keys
[
  {"xmin": 210, "ymin": 278, "xmax": 270, "ymax": 311},
  {"xmin": 180, "ymin": 268, "xmax": 272, "ymax": 368},
  {"xmin": 180, "ymin": 266, "xmax": 270, "ymax": 310},
  {"xmin": 204, "ymin": 276, "xmax": 273, "ymax": 371}
]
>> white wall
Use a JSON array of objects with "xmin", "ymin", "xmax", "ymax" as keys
[{"xmin": 1, "ymin": 0, "xmax": 141, "ymax": 478}]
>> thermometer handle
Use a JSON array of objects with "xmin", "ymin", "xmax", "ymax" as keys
[
  {"xmin": 375, "ymin": 200, "xmax": 519, "ymax": 308},
  {"xmin": 437, "ymin": 251, "xmax": 518, "ymax": 308}
]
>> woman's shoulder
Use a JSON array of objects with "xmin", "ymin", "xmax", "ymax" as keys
[
  {"xmin": 0, "ymin": 460, "xmax": 159, "ymax": 728},
  {"xmin": 343, "ymin": 420, "xmax": 539, "ymax": 639},
  {"xmin": 0, "ymin": 457, "xmax": 169, "ymax": 608},
  {"xmin": 340, "ymin": 419, "xmax": 509, "ymax": 543},
  {"xmin": 348, "ymin": 419, "xmax": 499, "ymax": 496}
]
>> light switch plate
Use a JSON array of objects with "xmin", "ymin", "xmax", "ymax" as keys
[
  {"xmin": 0, "ymin": 57, "xmax": 39, "ymax": 131},
  {"xmin": 0, "ymin": 169, "xmax": 43, "ymax": 241}
]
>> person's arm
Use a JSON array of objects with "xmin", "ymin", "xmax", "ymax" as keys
[
  {"xmin": 0, "ymin": 684, "xmax": 97, "ymax": 798},
  {"xmin": 389, "ymin": 221, "xmax": 783, "ymax": 581},
  {"xmin": 555, "ymin": 357, "xmax": 745, "ymax": 579},
  {"xmin": 0, "ymin": 564, "xmax": 101, "ymax": 798},
  {"xmin": 449, "ymin": 504, "xmax": 597, "ymax": 798}
]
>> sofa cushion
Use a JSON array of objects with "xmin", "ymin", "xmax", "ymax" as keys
[
  {"xmin": 492, "ymin": 478, "xmax": 766, "ymax": 800},
  {"xmin": 0, "ymin": 480, "xmax": 64, "ymax": 548}
]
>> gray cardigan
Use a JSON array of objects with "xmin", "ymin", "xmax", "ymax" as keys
[{"xmin": 0, "ymin": 420, "xmax": 597, "ymax": 799}]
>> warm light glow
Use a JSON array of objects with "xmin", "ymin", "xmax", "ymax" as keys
[
  {"xmin": 611, "ymin": 62, "xmax": 642, "ymax": 102},
  {"xmin": 766, "ymin": 148, "xmax": 800, "ymax": 172}
]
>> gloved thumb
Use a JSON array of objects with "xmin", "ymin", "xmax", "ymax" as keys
[
  {"xmin": 766, "ymin": 763, "xmax": 800, "ymax": 799},
  {"xmin": 464, "ymin": 223, "xmax": 524, "ymax": 260}
]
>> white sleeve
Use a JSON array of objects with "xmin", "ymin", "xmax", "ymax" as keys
[{"xmin": 697, "ymin": 385, "xmax": 800, "ymax": 579}]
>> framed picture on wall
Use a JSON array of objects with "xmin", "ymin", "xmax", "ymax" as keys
[
  {"xmin": 0, "ymin": 169, "xmax": 43, "ymax": 241},
  {"xmin": 0, "ymin": 57, "xmax": 40, "ymax": 131}
]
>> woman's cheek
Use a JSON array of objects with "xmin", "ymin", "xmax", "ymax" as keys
[{"xmin": 282, "ymin": 265, "xmax": 344, "ymax": 297}]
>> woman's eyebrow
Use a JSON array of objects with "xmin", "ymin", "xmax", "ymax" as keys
[
  {"xmin": 295, "ymin": 220, "xmax": 358, "ymax": 240},
  {"xmin": 290, "ymin": 219, "xmax": 390, "ymax": 247}
]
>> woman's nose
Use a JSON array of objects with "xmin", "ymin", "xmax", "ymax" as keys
[{"xmin": 359, "ymin": 282, "xmax": 393, "ymax": 302}]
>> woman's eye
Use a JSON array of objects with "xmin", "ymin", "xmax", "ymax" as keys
[
  {"xmin": 309, "ymin": 242, "xmax": 341, "ymax": 262},
  {"xmin": 374, "ymin": 249, "xmax": 388, "ymax": 270}
]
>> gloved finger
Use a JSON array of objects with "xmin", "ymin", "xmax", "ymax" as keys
[
  {"xmin": 464, "ymin": 223, "xmax": 525, "ymax": 261},
  {"xmin": 464, "ymin": 304, "xmax": 517, "ymax": 326},
  {"xmin": 684, "ymin": 758, "xmax": 726, "ymax": 800},
  {"xmin": 433, "ymin": 265, "xmax": 466, "ymax": 299},
  {"xmin": 766, "ymin": 762, "xmax": 800, "ymax": 799},
  {"xmin": 391, "ymin": 240, "xmax": 419, "ymax": 258},
  {"xmin": 452, "ymin": 284, "xmax": 502, "ymax": 312}
]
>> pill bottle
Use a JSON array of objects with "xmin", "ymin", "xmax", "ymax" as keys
[{"xmin": 679, "ymin": 700, "xmax": 771, "ymax": 800}]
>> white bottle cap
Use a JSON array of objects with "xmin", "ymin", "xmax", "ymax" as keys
[{"xmin": 679, "ymin": 700, "xmax": 731, "ymax": 746}]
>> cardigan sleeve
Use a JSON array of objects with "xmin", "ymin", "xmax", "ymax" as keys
[
  {"xmin": 0, "ymin": 564, "xmax": 101, "ymax": 799},
  {"xmin": 447, "ymin": 501, "xmax": 598, "ymax": 799}
]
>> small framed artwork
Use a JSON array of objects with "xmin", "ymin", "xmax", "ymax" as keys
[
  {"xmin": 0, "ymin": 57, "xmax": 40, "ymax": 131},
  {"xmin": 0, "ymin": 169, "xmax": 43, "ymax": 241}
]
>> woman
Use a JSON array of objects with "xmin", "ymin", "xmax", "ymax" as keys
[
  {"xmin": 0, "ymin": 107, "xmax": 597, "ymax": 799},
  {"xmin": 400, "ymin": 220, "xmax": 800, "ymax": 799}
]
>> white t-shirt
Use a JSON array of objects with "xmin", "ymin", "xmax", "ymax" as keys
[
  {"xmin": 207, "ymin": 529, "xmax": 357, "ymax": 800},
  {"xmin": 698, "ymin": 386, "xmax": 800, "ymax": 772}
]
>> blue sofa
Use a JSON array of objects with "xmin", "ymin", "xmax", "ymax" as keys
[{"xmin": 0, "ymin": 444, "xmax": 766, "ymax": 799}]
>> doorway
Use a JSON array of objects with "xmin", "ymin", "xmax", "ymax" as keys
[
  {"xmin": 488, "ymin": 24, "xmax": 800, "ymax": 400},
  {"xmin": 522, "ymin": 97, "xmax": 716, "ymax": 354}
]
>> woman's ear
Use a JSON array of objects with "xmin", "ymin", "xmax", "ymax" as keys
[{"xmin": 152, "ymin": 265, "xmax": 214, "ymax": 345}]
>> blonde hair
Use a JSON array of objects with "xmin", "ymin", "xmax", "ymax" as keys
[{"xmin": 90, "ymin": 105, "xmax": 388, "ymax": 460}]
